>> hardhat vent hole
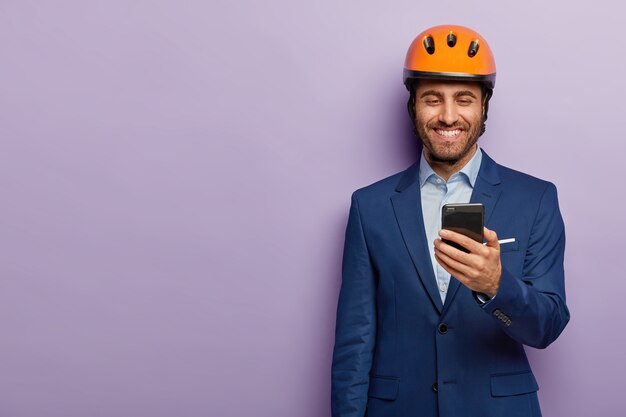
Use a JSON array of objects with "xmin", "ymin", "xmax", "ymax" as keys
[
  {"xmin": 447, "ymin": 33, "xmax": 457, "ymax": 47},
  {"xmin": 468, "ymin": 40, "xmax": 479, "ymax": 57},
  {"xmin": 423, "ymin": 36, "xmax": 435, "ymax": 55}
]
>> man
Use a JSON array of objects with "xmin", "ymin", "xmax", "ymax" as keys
[{"xmin": 331, "ymin": 25, "xmax": 570, "ymax": 417}]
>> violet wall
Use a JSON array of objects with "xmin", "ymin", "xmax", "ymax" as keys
[{"xmin": 0, "ymin": 1, "xmax": 621, "ymax": 416}]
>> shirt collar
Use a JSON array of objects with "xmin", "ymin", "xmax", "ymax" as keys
[{"xmin": 419, "ymin": 145, "xmax": 483, "ymax": 188}]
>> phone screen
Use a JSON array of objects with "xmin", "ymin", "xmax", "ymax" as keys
[{"xmin": 441, "ymin": 203, "xmax": 484, "ymax": 253}]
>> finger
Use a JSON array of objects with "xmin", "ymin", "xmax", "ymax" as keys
[
  {"xmin": 484, "ymin": 227, "xmax": 500, "ymax": 249},
  {"xmin": 434, "ymin": 251, "xmax": 468, "ymax": 285},
  {"xmin": 434, "ymin": 247, "xmax": 475, "ymax": 281},
  {"xmin": 439, "ymin": 229, "xmax": 484, "ymax": 253},
  {"xmin": 436, "ymin": 236, "xmax": 491, "ymax": 273},
  {"xmin": 434, "ymin": 237, "xmax": 472, "ymax": 263}
]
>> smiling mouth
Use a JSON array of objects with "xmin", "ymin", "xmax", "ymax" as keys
[{"xmin": 435, "ymin": 129, "xmax": 462, "ymax": 138}]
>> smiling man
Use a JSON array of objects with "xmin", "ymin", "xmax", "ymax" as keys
[
  {"xmin": 414, "ymin": 81, "xmax": 483, "ymax": 174},
  {"xmin": 331, "ymin": 25, "xmax": 570, "ymax": 417}
]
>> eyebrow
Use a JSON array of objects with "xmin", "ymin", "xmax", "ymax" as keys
[
  {"xmin": 419, "ymin": 90, "xmax": 479, "ymax": 99},
  {"xmin": 455, "ymin": 90, "xmax": 478, "ymax": 99},
  {"xmin": 420, "ymin": 90, "xmax": 443, "ymax": 99}
]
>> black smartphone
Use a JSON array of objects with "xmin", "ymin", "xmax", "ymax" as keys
[{"xmin": 441, "ymin": 203, "xmax": 484, "ymax": 253}]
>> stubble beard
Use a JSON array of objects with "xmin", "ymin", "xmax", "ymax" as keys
[{"xmin": 415, "ymin": 119, "xmax": 482, "ymax": 166}]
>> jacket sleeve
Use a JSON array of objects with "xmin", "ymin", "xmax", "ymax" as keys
[
  {"xmin": 331, "ymin": 192, "xmax": 377, "ymax": 417},
  {"xmin": 481, "ymin": 182, "xmax": 570, "ymax": 349}
]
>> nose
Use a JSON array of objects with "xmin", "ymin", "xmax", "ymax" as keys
[{"xmin": 438, "ymin": 101, "xmax": 459, "ymax": 126}]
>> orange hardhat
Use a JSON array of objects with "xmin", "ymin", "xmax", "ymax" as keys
[{"xmin": 403, "ymin": 25, "xmax": 496, "ymax": 90}]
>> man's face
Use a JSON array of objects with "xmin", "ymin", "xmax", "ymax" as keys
[{"xmin": 413, "ymin": 80, "xmax": 484, "ymax": 165}]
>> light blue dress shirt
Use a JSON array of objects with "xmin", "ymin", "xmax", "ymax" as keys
[{"xmin": 419, "ymin": 146, "xmax": 483, "ymax": 304}]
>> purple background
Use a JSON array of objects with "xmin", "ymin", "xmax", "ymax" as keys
[{"xmin": 0, "ymin": 1, "xmax": 621, "ymax": 416}]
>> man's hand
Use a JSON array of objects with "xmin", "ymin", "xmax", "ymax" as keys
[{"xmin": 434, "ymin": 227, "xmax": 502, "ymax": 298}]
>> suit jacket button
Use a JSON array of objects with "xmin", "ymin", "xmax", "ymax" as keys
[
  {"xmin": 432, "ymin": 382, "xmax": 438, "ymax": 392},
  {"xmin": 438, "ymin": 323, "xmax": 448, "ymax": 334}
]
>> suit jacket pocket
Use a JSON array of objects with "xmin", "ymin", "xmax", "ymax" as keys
[
  {"xmin": 368, "ymin": 375, "xmax": 399, "ymax": 400},
  {"xmin": 490, "ymin": 370, "xmax": 539, "ymax": 396}
]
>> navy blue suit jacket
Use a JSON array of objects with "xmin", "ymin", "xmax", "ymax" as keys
[{"xmin": 331, "ymin": 151, "xmax": 570, "ymax": 417}]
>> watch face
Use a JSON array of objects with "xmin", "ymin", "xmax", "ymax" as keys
[{"xmin": 473, "ymin": 291, "xmax": 491, "ymax": 304}]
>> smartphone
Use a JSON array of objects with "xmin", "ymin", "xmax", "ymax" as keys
[{"xmin": 441, "ymin": 203, "xmax": 484, "ymax": 253}]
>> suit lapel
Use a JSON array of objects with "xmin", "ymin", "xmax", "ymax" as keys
[
  {"xmin": 469, "ymin": 150, "xmax": 503, "ymax": 227},
  {"xmin": 391, "ymin": 160, "xmax": 444, "ymax": 314},
  {"xmin": 441, "ymin": 150, "xmax": 502, "ymax": 314}
]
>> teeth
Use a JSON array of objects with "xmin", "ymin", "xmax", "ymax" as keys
[{"xmin": 436, "ymin": 129, "xmax": 461, "ymax": 138}]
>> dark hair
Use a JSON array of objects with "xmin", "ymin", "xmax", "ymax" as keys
[{"xmin": 405, "ymin": 80, "xmax": 493, "ymax": 137}]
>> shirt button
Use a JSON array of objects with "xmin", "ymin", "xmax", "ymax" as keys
[
  {"xmin": 436, "ymin": 178, "xmax": 442, "ymax": 184},
  {"xmin": 439, "ymin": 282, "xmax": 447, "ymax": 292}
]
